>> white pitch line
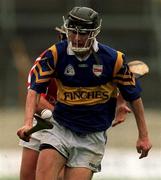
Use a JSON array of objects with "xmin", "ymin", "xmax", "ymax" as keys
[{"xmin": 0, "ymin": 149, "xmax": 161, "ymax": 179}]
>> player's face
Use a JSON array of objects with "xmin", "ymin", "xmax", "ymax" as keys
[{"xmin": 67, "ymin": 29, "xmax": 93, "ymax": 55}]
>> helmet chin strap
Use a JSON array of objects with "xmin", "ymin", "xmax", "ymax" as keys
[
  {"xmin": 71, "ymin": 46, "xmax": 90, "ymax": 53},
  {"xmin": 71, "ymin": 40, "xmax": 93, "ymax": 59},
  {"xmin": 72, "ymin": 47, "xmax": 91, "ymax": 59}
]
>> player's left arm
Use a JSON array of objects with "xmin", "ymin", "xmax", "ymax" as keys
[
  {"xmin": 130, "ymin": 97, "xmax": 152, "ymax": 159},
  {"xmin": 113, "ymin": 53, "xmax": 152, "ymax": 158},
  {"xmin": 112, "ymin": 52, "xmax": 133, "ymax": 127}
]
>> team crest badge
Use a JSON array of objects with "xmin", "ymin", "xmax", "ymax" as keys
[
  {"xmin": 64, "ymin": 64, "xmax": 75, "ymax": 76},
  {"xmin": 92, "ymin": 64, "xmax": 103, "ymax": 76}
]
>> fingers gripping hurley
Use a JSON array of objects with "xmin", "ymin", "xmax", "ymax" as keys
[
  {"xmin": 128, "ymin": 60, "xmax": 149, "ymax": 78},
  {"xmin": 25, "ymin": 115, "xmax": 53, "ymax": 135},
  {"xmin": 23, "ymin": 110, "xmax": 53, "ymax": 142}
]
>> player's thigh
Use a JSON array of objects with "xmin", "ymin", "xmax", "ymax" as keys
[
  {"xmin": 36, "ymin": 148, "xmax": 66, "ymax": 180},
  {"xmin": 20, "ymin": 147, "xmax": 39, "ymax": 177},
  {"xmin": 64, "ymin": 167, "xmax": 93, "ymax": 180},
  {"xmin": 58, "ymin": 167, "xmax": 65, "ymax": 180}
]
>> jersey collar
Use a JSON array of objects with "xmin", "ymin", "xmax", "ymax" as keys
[{"xmin": 67, "ymin": 39, "xmax": 99, "ymax": 61}]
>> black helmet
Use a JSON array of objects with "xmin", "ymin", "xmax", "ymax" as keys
[
  {"xmin": 63, "ymin": 7, "xmax": 102, "ymax": 53},
  {"xmin": 66, "ymin": 7, "xmax": 101, "ymax": 30}
]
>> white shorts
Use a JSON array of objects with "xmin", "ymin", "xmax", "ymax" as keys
[
  {"xmin": 19, "ymin": 118, "xmax": 43, "ymax": 151},
  {"xmin": 40, "ymin": 118, "xmax": 107, "ymax": 172}
]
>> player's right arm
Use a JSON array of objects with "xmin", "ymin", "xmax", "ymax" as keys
[
  {"xmin": 36, "ymin": 95, "xmax": 54, "ymax": 112},
  {"xmin": 17, "ymin": 46, "xmax": 57, "ymax": 140},
  {"xmin": 17, "ymin": 89, "xmax": 38, "ymax": 140}
]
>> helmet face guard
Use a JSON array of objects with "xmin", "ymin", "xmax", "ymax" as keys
[{"xmin": 63, "ymin": 7, "xmax": 102, "ymax": 53}]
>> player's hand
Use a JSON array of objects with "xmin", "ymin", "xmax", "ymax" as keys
[
  {"xmin": 17, "ymin": 125, "xmax": 32, "ymax": 142},
  {"xmin": 136, "ymin": 137, "xmax": 152, "ymax": 159},
  {"xmin": 112, "ymin": 105, "xmax": 131, "ymax": 127}
]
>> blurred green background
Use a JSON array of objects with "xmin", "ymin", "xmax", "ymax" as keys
[
  {"xmin": 0, "ymin": 0, "xmax": 161, "ymax": 179},
  {"xmin": 0, "ymin": 0, "xmax": 161, "ymax": 108}
]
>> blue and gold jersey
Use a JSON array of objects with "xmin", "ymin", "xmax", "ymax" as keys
[{"xmin": 28, "ymin": 40, "xmax": 141, "ymax": 134}]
